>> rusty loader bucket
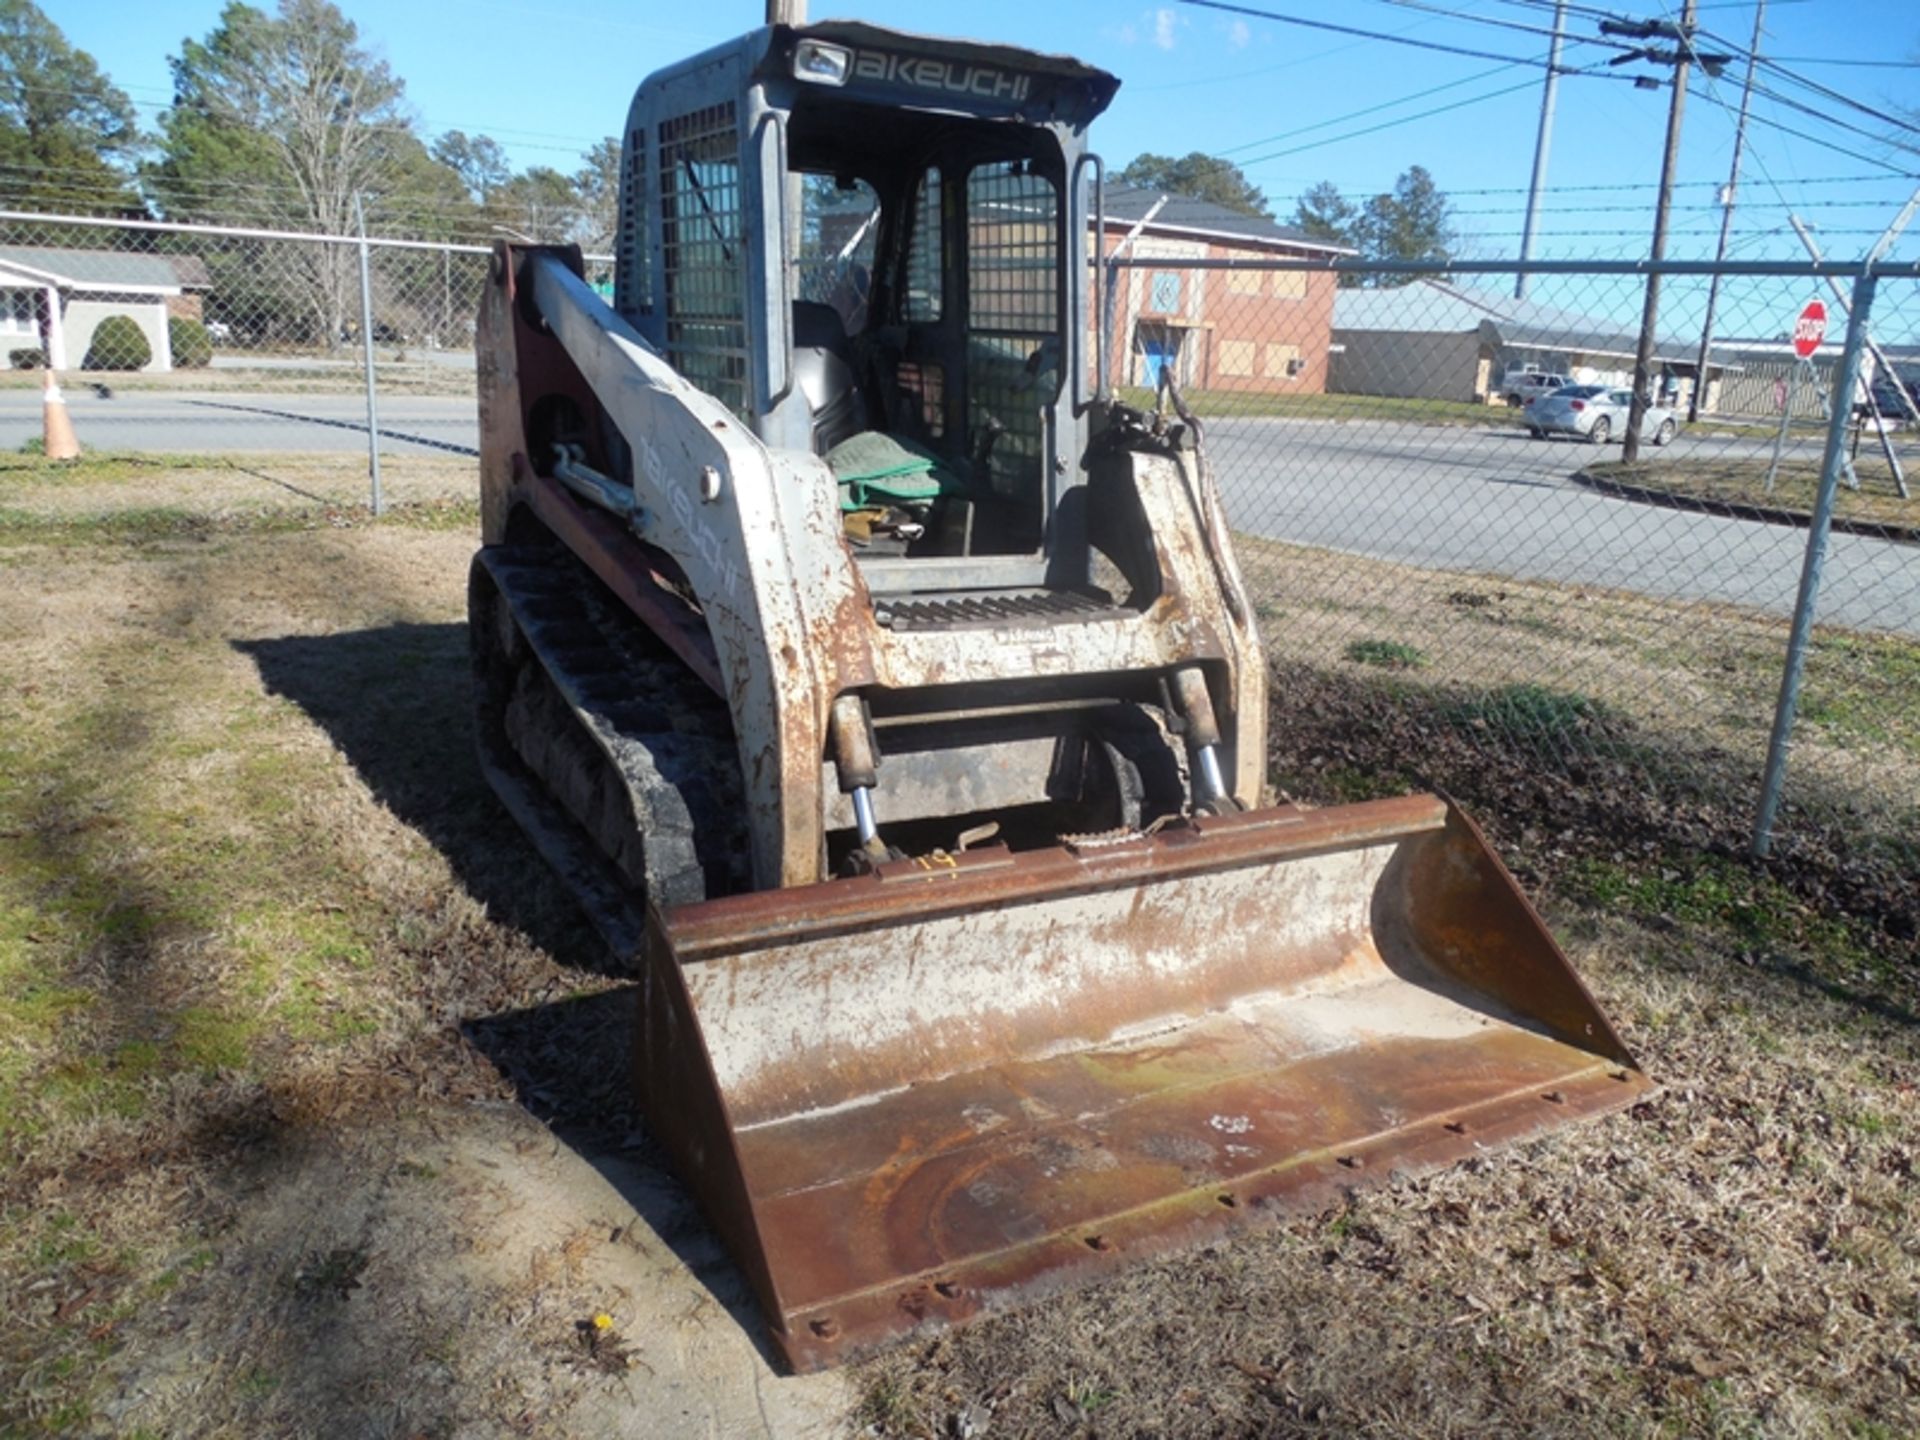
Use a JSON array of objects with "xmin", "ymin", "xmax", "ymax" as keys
[{"xmin": 636, "ymin": 795, "xmax": 1650, "ymax": 1371}]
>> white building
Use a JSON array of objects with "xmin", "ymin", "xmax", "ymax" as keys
[
  {"xmin": 0, "ymin": 246, "xmax": 211, "ymax": 372},
  {"xmin": 1331, "ymin": 278, "xmax": 1717, "ymax": 406}
]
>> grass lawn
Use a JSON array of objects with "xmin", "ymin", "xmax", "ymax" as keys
[
  {"xmin": 1111, "ymin": 386, "xmax": 1770, "ymax": 441},
  {"xmin": 1588, "ymin": 452, "xmax": 1920, "ymax": 530},
  {"xmin": 0, "ymin": 453, "xmax": 1914, "ymax": 1437},
  {"xmin": 1115, "ymin": 384, "xmax": 1520, "ymax": 428}
]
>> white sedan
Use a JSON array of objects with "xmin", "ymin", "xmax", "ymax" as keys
[{"xmin": 1523, "ymin": 384, "xmax": 1679, "ymax": 446}]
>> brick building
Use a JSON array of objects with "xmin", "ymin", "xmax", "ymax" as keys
[{"xmin": 1096, "ymin": 184, "xmax": 1351, "ymax": 395}]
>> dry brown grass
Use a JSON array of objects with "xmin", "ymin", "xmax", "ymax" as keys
[
  {"xmin": 1234, "ymin": 531, "xmax": 1920, "ymax": 857},
  {"xmin": 1589, "ymin": 453, "xmax": 1920, "ymax": 530},
  {"xmin": 0, "ymin": 449, "xmax": 476, "ymax": 521},
  {"xmin": 2, "ymin": 454, "xmax": 1915, "ymax": 1438}
]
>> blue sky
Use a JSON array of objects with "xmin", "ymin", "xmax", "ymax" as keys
[{"xmin": 54, "ymin": 0, "xmax": 1920, "ymax": 266}]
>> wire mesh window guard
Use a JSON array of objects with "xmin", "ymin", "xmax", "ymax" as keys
[
  {"xmin": 965, "ymin": 161, "xmax": 1058, "ymax": 520},
  {"xmin": 659, "ymin": 103, "xmax": 746, "ymax": 419},
  {"xmin": 615, "ymin": 125, "xmax": 650, "ymax": 320},
  {"xmin": 903, "ymin": 167, "xmax": 943, "ymax": 324}
]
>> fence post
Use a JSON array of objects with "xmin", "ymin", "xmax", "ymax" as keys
[
  {"xmin": 1751, "ymin": 268, "xmax": 1877, "ymax": 857},
  {"xmin": 354, "ymin": 192, "xmax": 383, "ymax": 516}
]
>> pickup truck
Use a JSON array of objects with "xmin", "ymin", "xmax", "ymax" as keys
[{"xmin": 1500, "ymin": 370, "xmax": 1570, "ymax": 407}]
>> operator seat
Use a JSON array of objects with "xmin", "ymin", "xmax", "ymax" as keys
[{"xmin": 792, "ymin": 300, "xmax": 866, "ymax": 454}]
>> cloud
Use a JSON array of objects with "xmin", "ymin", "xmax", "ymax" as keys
[
  {"xmin": 1153, "ymin": 7, "xmax": 1177, "ymax": 50},
  {"xmin": 1228, "ymin": 18, "xmax": 1251, "ymax": 49}
]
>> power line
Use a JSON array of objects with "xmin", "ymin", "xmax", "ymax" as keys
[
  {"xmin": 1740, "ymin": 77, "xmax": 1918, "ymax": 153},
  {"xmin": 1187, "ymin": 0, "xmax": 1910, "ymax": 186},
  {"xmin": 1131, "ymin": 0, "xmax": 1455, "ymax": 94},
  {"xmin": 1442, "ymin": 197, "xmax": 1907, "ymax": 216},
  {"xmin": 1232, "ymin": 73, "xmax": 1558, "ymax": 168},
  {"xmin": 1229, "ymin": 49, "xmax": 1645, "ymax": 171},
  {"xmin": 1728, "ymin": 43, "xmax": 1920, "ymax": 141},
  {"xmin": 1175, "ymin": 0, "xmax": 1595, "ymax": 71},
  {"xmin": 1476, "ymin": 0, "xmax": 1631, "ymax": 25},
  {"xmin": 1358, "ymin": 0, "xmax": 1639, "ymax": 52},
  {"xmin": 1440, "ymin": 172, "xmax": 1899, "ymax": 196},
  {"xmin": 1721, "ymin": 92, "xmax": 1920, "ymax": 180},
  {"xmin": 1765, "ymin": 56, "xmax": 1920, "ymax": 70},
  {"xmin": 1214, "ymin": 62, "xmax": 1522, "ymax": 157}
]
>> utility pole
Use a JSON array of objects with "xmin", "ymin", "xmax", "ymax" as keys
[
  {"xmin": 1688, "ymin": 0, "xmax": 1764, "ymax": 423},
  {"xmin": 770, "ymin": 0, "xmax": 806, "ymax": 299},
  {"xmin": 1611, "ymin": 0, "xmax": 1703, "ymax": 464},
  {"xmin": 1515, "ymin": 0, "xmax": 1567, "ymax": 301}
]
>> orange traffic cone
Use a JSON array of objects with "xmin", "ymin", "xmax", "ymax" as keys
[{"xmin": 41, "ymin": 368, "xmax": 80, "ymax": 461}]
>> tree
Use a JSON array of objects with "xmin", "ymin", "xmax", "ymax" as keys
[
  {"xmin": 1357, "ymin": 165, "xmax": 1454, "ymax": 278},
  {"xmin": 1290, "ymin": 167, "xmax": 1454, "ymax": 286},
  {"xmin": 432, "ymin": 129, "xmax": 510, "ymax": 204},
  {"xmin": 1292, "ymin": 181, "xmax": 1359, "ymax": 251},
  {"xmin": 148, "ymin": 0, "xmax": 439, "ymax": 344},
  {"xmin": 490, "ymin": 165, "xmax": 582, "ymax": 242},
  {"xmin": 469, "ymin": 140, "xmax": 621, "ymax": 251},
  {"xmin": 1116, "ymin": 151, "xmax": 1270, "ymax": 219},
  {"xmin": 570, "ymin": 137, "xmax": 621, "ymax": 253},
  {"xmin": 0, "ymin": 0, "xmax": 141, "ymax": 214}
]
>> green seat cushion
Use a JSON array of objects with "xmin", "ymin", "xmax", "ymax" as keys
[{"xmin": 826, "ymin": 432, "xmax": 966, "ymax": 510}]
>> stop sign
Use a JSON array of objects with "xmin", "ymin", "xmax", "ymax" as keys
[{"xmin": 1793, "ymin": 300, "xmax": 1827, "ymax": 359}]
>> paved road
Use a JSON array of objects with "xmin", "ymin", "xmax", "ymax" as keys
[
  {"xmin": 2, "ymin": 388, "xmax": 478, "ymax": 456},
  {"xmin": 1206, "ymin": 417, "xmax": 1917, "ymax": 636},
  {"xmin": 9, "ymin": 389, "xmax": 1914, "ymax": 634}
]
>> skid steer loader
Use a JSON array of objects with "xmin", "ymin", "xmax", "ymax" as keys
[{"xmin": 468, "ymin": 20, "xmax": 1649, "ymax": 1372}]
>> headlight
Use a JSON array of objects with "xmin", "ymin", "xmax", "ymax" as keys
[{"xmin": 793, "ymin": 40, "xmax": 851, "ymax": 86}]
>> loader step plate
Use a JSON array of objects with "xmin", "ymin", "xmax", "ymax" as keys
[
  {"xmin": 637, "ymin": 795, "xmax": 1650, "ymax": 1372},
  {"xmin": 872, "ymin": 588, "xmax": 1130, "ymax": 631}
]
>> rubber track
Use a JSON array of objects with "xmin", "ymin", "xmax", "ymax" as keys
[{"xmin": 470, "ymin": 542, "xmax": 748, "ymax": 961}]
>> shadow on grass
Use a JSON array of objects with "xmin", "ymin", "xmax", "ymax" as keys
[
  {"xmin": 235, "ymin": 624, "xmax": 606, "ymax": 975},
  {"xmin": 238, "ymin": 625, "xmax": 785, "ymax": 1362}
]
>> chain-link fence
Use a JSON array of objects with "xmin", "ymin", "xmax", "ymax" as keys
[
  {"xmin": 0, "ymin": 209, "xmax": 610, "ymax": 457},
  {"xmin": 1100, "ymin": 251, "xmax": 1918, "ymax": 883},
  {"xmin": 3, "ymin": 208, "xmax": 1913, "ymax": 882}
]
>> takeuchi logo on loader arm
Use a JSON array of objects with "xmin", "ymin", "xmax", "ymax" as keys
[{"xmin": 852, "ymin": 50, "xmax": 1033, "ymax": 102}]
